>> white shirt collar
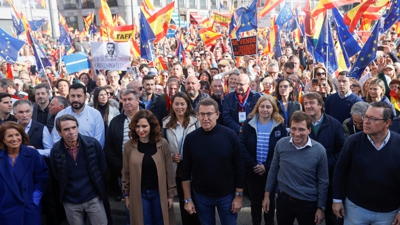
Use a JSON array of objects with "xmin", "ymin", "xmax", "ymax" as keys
[
  {"xmin": 338, "ymin": 90, "xmax": 353, "ymax": 99},
  {"xmin": 289, "ymin": 136, "xmax": 313, "ymax": 150},
  {"xmin": 367, "ymin": 131, "xmax": 391, "ymax": 151}
]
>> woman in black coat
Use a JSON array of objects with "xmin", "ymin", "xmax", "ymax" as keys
[{"xmin": 240, "ymin": 95, "xmax": 287, "ymax": 225}]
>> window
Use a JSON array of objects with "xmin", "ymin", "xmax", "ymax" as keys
[
  {"xmin": 82, "ymin": 0, "xmax": 95, "ymax": 8},
  {"xmin": 66, "ymin": 16, "xmax": 78, "ymax": 31},
  {"xmin": 64, "ymin": 0, "xmax": 77, "ymax": 9},
  {"xmin": 107, "ymin": 0, "xmax": 118, "ymax": 7},
  {"xmin": 210, "ymin": 0, "xmax": 216, "ymax": 9},
  {"xmin": 179, "ymin": 0, "xmax": 185, "ymax": 8},
  {"xmin": 189, "ymin": 0, "xmax": 195, "ymax": 8},
  {"xmin": 154, "ymin": 0, "xmax": 161, "ymax": 7},
  {"xmin": 200, "ymin": 0, "xmax": 206, "ymax": 8}
]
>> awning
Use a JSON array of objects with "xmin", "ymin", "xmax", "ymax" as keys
[{"xmin": 190, "ymin": 12, "xmax": 203, "ymax": 25}]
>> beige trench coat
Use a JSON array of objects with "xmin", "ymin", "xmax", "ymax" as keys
[{"xmin": 121, "ymin": 138, "xmax": 177, "ymax": 225}]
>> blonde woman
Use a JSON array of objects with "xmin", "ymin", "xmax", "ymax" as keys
[
  {"xmin": 364, "ymin": 78, "xmax": 396, "ymax": 115},
  {"xmin": 239, "ymin": 95, "xmax": 287, "ymax": 225}
]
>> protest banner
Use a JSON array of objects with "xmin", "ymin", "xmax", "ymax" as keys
[
  {"xmin": 62, "ymin": 52, "xmax": 91, "ymax": 73},
  {"xmin": 91, "ymin": 42, "xmax": 131, "ymax": 71},
  {"xmin": 113, "ymin": 25, "xmax": 135, "ymax": 42},
  {"xmin": 230, "ymin": 36, "xmax": 257, "ymax": 57}
]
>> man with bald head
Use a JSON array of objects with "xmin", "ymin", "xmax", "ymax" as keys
[
  {"xmin": 222, "ymin": 73, "xmax": 262, "ymax": 134},
  {"xmin": 184, "ymin": 76, "xmax": 210, "ymax": 110}
]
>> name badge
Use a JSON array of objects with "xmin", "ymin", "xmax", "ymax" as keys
[
  {"xmin": 238, "ymin": 112, "xmax": 246, "ymax": 123},
  {"xmin": 275, "ymin": 131, "xmax": 281, "ymax": 137}
]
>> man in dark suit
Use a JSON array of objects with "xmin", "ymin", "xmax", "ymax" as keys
[{"xmin": 32, "ymin": 84, "xmax": 51, "ymax": 125}]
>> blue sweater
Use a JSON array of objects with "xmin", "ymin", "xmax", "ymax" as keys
[
  {"xmin": 333, "ymin": 131, "xmax": 400, "ymax": 212},
  {"xmin": 324, "ymin": 93, "xmax": 362, "ymax": 124},
  {"xmin": 181, "ymin": 124, "xmax": 245, "ymax": 197}
]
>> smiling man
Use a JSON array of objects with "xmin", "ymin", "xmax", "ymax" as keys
[
  {"xmin": 182, "ymin": 98, "xmax": 245, "ymax": 225},
  {"xmin": 333, "ymin": 102, "xmax": 400, "ymax": 225},
  {"xmin": 51, "ymin": 83, "xmax": 105, "ymax": 147},
  {"xmin": 262, "ymin": 111, "xmax": 329, "ymax": 225}
]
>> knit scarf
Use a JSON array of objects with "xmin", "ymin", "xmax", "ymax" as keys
[{"xmin": 237, "ymin": 88, "xmax": 251, "ymax": 112}]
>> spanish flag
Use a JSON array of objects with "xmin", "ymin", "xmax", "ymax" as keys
[
  {"xmin": 99, "ymin": 0, "xmax": 114, "ymax": 39},
  {"xmin": 390, "ymin": 89, "xmax": 400, "ymax": 115},
  {"xmin": 129, "ymin": 37, "xmax": 140, "ymax": 59},
  {"xmin": 198, "ymin": 27, "xmax": 223, "ymax": 46},
  {"xmin": 201, "ymin": 18, "xmax": 214, "ymax": 29},
  {"xmin": 147, "ymin": 1, "xmax": 175, "ymax": 43},
  {"xmin": 343, "ymin": 0, "xmax": 387, "ymax": 33},
  {"xmin": 84, "ymin": 13, "xmax": 94, "ymax": 32},
  {"xmin": 258, "ymin": 0, "xmax": 283, "ymax": 18},
  {"xmin": 312, "ymin": 0, "xmax": 361, "ymax": 17},
  {"xmin": 5, "ymin": 63, "xmax": 13, "ymax": 80},
  {"xmin": 154, "ymin": 55, "xmax": 167, "ymax": 72}
]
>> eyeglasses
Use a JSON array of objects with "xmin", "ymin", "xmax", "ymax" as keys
[
  {"xmin": 319, "ymin": 83, "xmax": 326, "ymax": 87},
  {"xmin": 362, "ymin": 115, "xmax": 385, "ymax": 123},
  {"xmin": 261, "ymin": 58, "xmax": 267, "ymax": 60},
  {"xmin": 285, "ymin": 70, "xmax": 294, "ymax": 75},
  {"xmin": 350, "ymin": 84, "xmax": 359, "ymax": 88},
  {"xmin": 198, "ymin": 112, "xmax": 215, "ymax": 118},
  {"xmin": 200, "ymin": 86, "xmax": 209, "ymax": 90},
  {"xmin": 138, "ymin": 87, "xmax": 143, "ymax": 91},
  {"xmin": 107, "ymin": 92, "xmax": 114, "ymax": 96},
  {"xmin": 316, "ymin": 72, "xmax": 326, "ymax": 76}
]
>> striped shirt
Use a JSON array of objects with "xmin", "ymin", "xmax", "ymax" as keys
[{"xmin": 256, "ymin": 120, "xmax": 273, "ymax": 164}]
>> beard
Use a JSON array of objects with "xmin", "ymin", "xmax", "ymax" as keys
[
  {"xmin": 71, "ymin": 102, "xmax": 84, "ymax": 110},
  {"xmin": 186, "ymin": 90, "xmax": 196, "ymax": 97}
]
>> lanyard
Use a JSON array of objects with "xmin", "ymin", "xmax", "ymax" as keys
[{"xmin": 235, "ymin": 94, "xmax": 249, "ymax": 110}]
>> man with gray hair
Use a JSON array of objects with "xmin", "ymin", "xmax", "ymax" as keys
[
  {"xmin": 107, "ymin": 70, "xmax": 121, "ymax": 100},
  {"xmin": 46, "ymin": 96, "xmax": 69, "ymax": 131},
  {"xmin": 267, "ymin": 61, "xmax": 280, "ymax": 80},
  {"xmin": 343, "ymin": 101, "xmax": 370, "ymax": 137}
]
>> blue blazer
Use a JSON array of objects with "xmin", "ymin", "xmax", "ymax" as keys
[{"xmin": 0, "ymin": 145, "xmax": 48, "ymax": 225}]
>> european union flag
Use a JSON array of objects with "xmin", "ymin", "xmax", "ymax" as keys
[
  {"xmin": 29, "ymin": 18, "xmax": 47, "ymax": 31},
  {"xmin": 11, "ymin": 14, "xmax": 24, "ymax": 36},
  {"xmin": 0, "ymin": 28, "xmax": 26, "ymax": 63},
  {"xmin": 235, "ymin": 0, "xmax": 257, "ymax": 40},
  {"xmin": 27, "ymin": 31, "xmax": 52, "ymax": 71},
  {"xmin": 383, "ymin": 0, "xmax": 400, "ymax": 32},
  {"xmin": 332, "ymin": 8, "xmax": 361, "ymax": 59},
  {"xmin": 139, "ymin": 10, "xmax": 156, "ymax": 61},
  {"xmin": 273, "ymin": 29, "xmax": 282, "ymax": 59},
  {"xmin": 349, "ymin": 19, "xmax": 382, "ymax": 79},
  {"xmin": 89, "ymin": 22, "xmax": 96, "ymax": 35},
  {"xmin": 314, "ymin": 15, "xmax": 338, "ymax": 75},
  {"xmin": 59, "ymin": 22, "xmax": 72, "ymax": 46},
  {"xmin": 275, "ymin": 3, "xmax": 294, "ymax": 28}
]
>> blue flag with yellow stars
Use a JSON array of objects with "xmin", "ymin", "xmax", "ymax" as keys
[
  {"xmin": 59, "ymin": 22, "xmax": 73, "ymax": 46},
  {"xmin": 29, "ymin": 18, "xmax": 47, "ymax": 31},
  {"xmin": 11, "ymin": 14, "xmax": 24, "ymax": 36},
  {"xmin": 235, "ymin": 0, "xmax": 257, "ymax": 40},
  {"xmin": 315, "ymin": 15, "xmax": 338, "ymax": 75},
  {"xmin": 27, "ymin": 31, "xmax": 52, "ymax": 71},
  {"xmin": 383, "ymin": 0, "xmax": 400, "ymax": 32},
  {"xmin": 139, "ymin": 10, "xmax": 156, "ymax": 61},
  {"xmin": 0, "ymin": 28, "xmax": 26, "ymax": 63},
  {"xmin": 349, "ymin": 19, "xmax": 382, "ymax": 79},
  {"xmin": 275, "ymin": 3, "xmax": 294, "ymax": 28}
]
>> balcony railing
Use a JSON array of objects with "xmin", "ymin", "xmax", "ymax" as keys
[{"xmin": 64, "ymin": 3, "xmax": 77, "ymax": 9}]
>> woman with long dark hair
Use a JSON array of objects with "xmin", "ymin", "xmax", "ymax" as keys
[
  {"xmin": 275, "ymin": 78, "xmax": 302, "ymax": 127},
  {"xmin": 162, "ymin": 92, "xmax": 200, "ymax": 225},
  {"xmin": 240, "ymin": 95, "xmax": 287, "ymax": 225},
  {"xmin": 91, "ymin": 87, "xmax": 120, "ymax": 130},
  {"xmin": 122, "ymin": 110, "xmax": 177, "ymax": 225}
]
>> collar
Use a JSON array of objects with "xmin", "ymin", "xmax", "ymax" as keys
[
  {"xmin": 367, "ymin": 131, "xmax": 391, "ymax": 151},
  {"xmin": 312, "ymin": 114, "xmax": 324, "ymax": 126},
  {"xmin": 289, "ymin": 136, "xmax": 312, "ymax": 150},
  {"xmin": 64, "ymin": 141, "xmax": 80, "ymax": 150},
  {"xmin": 338, "ymin": 90, "xmax": 353, "ymax": 99},
  {"xmin": 26, "ymin": 119, "xmax": 32, "ymax": 130}
]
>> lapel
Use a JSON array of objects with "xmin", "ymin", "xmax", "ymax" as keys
[
  {"xmin": 13, "ymin": 146, "xmax": 32, "ymax": 185},
  {"xmin": 0, "ymin": 150, "xmax": 24, "ymax": 202}
]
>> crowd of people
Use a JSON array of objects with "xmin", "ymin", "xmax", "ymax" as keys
[{"xmin": 1, "ymin": 16, "xmax": 400, "ymax": 225}]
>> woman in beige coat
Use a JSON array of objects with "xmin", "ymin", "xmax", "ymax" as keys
[{"xmin": 122, "ymin": 110, "xmax": 177, "ymax": 225}]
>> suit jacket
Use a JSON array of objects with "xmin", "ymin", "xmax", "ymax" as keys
[
  {"xmin": 0, "ymin": 145, "xmax": 48, "ymax": 225},
  {"xmin": 32, "ymin": 103, "xmax": 51, "ymax": 125}
]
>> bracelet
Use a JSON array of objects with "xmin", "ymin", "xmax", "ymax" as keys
[
  {"xmin": 184, "ymin": 198, "xmax": 192, "ymax": 204},
  {"xmin": 123, "ymin": 193, "xmax": 129, "ymax": 197}
]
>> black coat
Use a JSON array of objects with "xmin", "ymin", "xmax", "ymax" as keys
[
  {"xmin": 239, "ymin": 116, "xmax": 287, "ymax": 180},
  {"xmin": 147, "ymin": 94, "xmax": 168, "ymax": 125},
  {"xmin": 104, "ymin": 113, "xmax": 126, "ymax": 177}
]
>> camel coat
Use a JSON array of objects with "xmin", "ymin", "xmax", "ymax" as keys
[{"xmin": 122, "ymin": 138, "xmax": 177, "ymax": 225}]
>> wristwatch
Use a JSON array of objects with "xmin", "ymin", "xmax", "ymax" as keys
[
  {"xmin": 184, "ymin": 198, "xmax": 192, "ymax": 204},
  {"xmin": 235, "ymin": 192, "xmax": 243, "ymax": 197},
  {"xmin": 318, "ymin": 207, "xmax": 326, "ymax": 211}
]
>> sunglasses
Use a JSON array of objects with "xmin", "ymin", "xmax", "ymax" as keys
[
  {"xmin": 107, "ymin": 92, "xmax": 114, "ymax": 96},
  {"xmin": 350, "ymin": 84, "xmax": 359, "ymax": 88},
  {"xmin": 262, "ymin": 58, "xmax": 267, "ymax": 60},
  {"xmin": 139, "ymin": 87, "xmax": 144, "ymax": 91},
  {"xmin": 200, "ymin": 86, "xmax": 209, "ymax": 90},
  {"xmin": 316, "ymin": 72, "xmax": 326, "ymax": 76},
  {"xmin": 319, "ymin": 83, "xmax": 327, "ymax": 87},
  {"xmin": 285, "ymin": 70, "xmax": 294, "ymax": 75}
]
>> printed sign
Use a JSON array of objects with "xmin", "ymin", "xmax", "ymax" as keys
[
  {"xmin": 231, "ymin": 36, "xmax": 257, "ymax": 57},
  {"xmin": 114, "ymin": 25, "xmax": 135, "ymax": 42},
  {"xmin": 91, "ymin": 42, "xmax": 131, "ymax": 71}
]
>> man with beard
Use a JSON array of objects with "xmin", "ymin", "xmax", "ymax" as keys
[
  {"xmin": 32, "ymin": 84, "xmax": 51, "ymax": 125},
  {"xmin": 160, "ymin": 76, "xmax": 180, "ymax": 113},
  {"xmin": 211, "ymin": 79, "xmax": 225, "ymax": 125},
  {"xmin": 140, "ymin": 75, "xmax": 168, "ymax": 124},
  {"xmin": 184, "ymin": 76, "xmax": 210, "ymax": 110},
  {"xmin": 51, "ymin": 83, "xmax": 105, "ymax": 148}
]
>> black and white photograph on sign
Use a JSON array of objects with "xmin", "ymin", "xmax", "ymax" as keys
[
  {"xmin": 105, "ymin": 42, "xmax": 117, "ymax": 58},
  {"xmin": 90, "ymin": 42, "xmax": 130, "ymax": 71}
]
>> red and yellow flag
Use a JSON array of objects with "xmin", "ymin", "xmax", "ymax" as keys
[
  {"xmin": 113, "ymin": 25, "xmax": 135, "ymax": 42},
  {"xmin": 258, "ymin": 0, "xmax": 283, "ymax": 18},
  {"xmin": 84, "ymin": 12, "xmax": 94, "ymax": 32},
  {"xmin": 147, "ymin": 1, "xmax": 175, "ymax": 43},
  {"xmin": 99, "ymin": 0, "xmax": 114, "ymax": 39},
  {"xmin": 130, "ymin": 37, "xmax": 140, "ymax": 59},
  {"xmin": 312, "ymin": 0, "xmax": 361, "ymax": 17},
  {"xmin": 212, "ymin": 12, "xmax": 231, "ymax": 27},
  {"xmin": 390, "ymin": 89, "xmax": 400, "ymax": 114},
  {"xmin": 5, "ymin": 63, "xmax": 13, "ymax": 80},
  {"xmin": 198, "ymin": 27, "xmax": 223, "ymax": 46},
  {"xmin": 344, "ymin": 0, "xmax": 388, "ymax": 33}
]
